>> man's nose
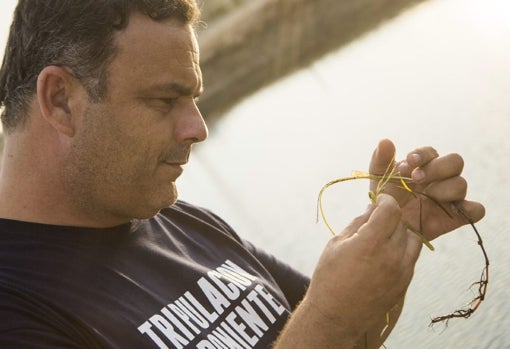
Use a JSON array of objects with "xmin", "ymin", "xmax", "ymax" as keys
[{"xmin": 174, "ymin": 100, "xmax": 208, "ymax": 145}]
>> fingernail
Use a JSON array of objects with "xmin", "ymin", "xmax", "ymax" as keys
[
  {"xmin": 410, "ymin": 153, "xmax": 421, "ymax": 165},
  {"xmin": 375, "ymin": 193, "xmax": 388, "ymax": 204},
  {"xmin": 396, "ymin": 161, "xmax": 409, "ymax": 173},
  {"xmin": 412, "ymin": 169, "xmax": 425, "ymax": 182}
]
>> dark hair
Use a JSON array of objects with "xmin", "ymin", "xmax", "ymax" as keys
[{"xmin": 0, "ymin": 0, "xmax": 200, "ymax": 132}]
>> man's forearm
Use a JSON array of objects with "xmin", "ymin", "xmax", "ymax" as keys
[
  {"xmin": 274, "ymin": 296, "xmax": 405, "ymax": 349},
  {"xmin": 353, "ymin": 297, "xmax": 405, "ymax": 349},
  {"xmin": 273, "ymin": 297, "xmax": 360, "ymax": 349}
]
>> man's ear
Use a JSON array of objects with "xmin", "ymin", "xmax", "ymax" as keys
[{"xmin": 37, "ymin": 66, "xmax": 82, "ymax": 137}]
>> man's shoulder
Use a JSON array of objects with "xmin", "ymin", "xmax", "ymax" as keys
[
  {"xmin": 162, "ymin": 199, "xmax": 216, "ymax": 217},
  {"xmin": 159, "ymin": 200, "xmax": 234, "ymax": 230}
]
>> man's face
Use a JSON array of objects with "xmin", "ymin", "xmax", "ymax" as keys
[{"xmin": 63, "ymin": 13, "xmax": 208, "ymax": 226}]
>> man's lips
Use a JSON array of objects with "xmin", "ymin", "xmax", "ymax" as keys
[
  {"xmin": 159, "ymin": 162, "xmax": 185, "ymax": 181},
  {"xmin": 163, "ymin": 161, "xmax": 187, "ymax": 166}
]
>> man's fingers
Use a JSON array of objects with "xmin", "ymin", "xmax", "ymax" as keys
[
  {"xmin": 369, "ymin": 139, "xmax": 396, "ymax": 176},
  {"xmin": 406, "ymin": 146, "xmax": 440, "ymax": 168},
  {"xmin": 336, "ymin": 206, "xmax": 374, "ymax": 240},
  {"xmin": 357, "ymin": 194, "xmax": 401, "ymax": 242},
  {"xmin": 421, "ymin": 176, "xmax": 467, "ymax": 202},
  {"xmin": 410, "ymin": 153, "xmax": 464, "ymax": 184},
  {"xmin": 455, "ymin": 200, "xmax": 486, "ymax": 224}
]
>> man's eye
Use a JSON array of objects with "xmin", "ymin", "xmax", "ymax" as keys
[{"xmin": 145, "ymin": 98, "xmax": 178, "ymax": 111}]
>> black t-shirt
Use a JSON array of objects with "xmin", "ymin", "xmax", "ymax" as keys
[{"xmin": 0, "ymin": 201, "xmax": 309, "ymax": 348}]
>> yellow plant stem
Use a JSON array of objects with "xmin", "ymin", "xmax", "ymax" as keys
[{"xmin": 316, "ymin": 168, "xmax": 434, "ymax": 251}]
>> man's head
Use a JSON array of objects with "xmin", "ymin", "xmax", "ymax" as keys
[
  {"xmin": 0, "ymin": 0, "xmax": 200, "ymax": 132},
  {"xmin": 0, "ymin": 1, "xmax": 208, "ymax": 227}
]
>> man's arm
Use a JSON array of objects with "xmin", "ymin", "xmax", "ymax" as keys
[
  {"xmin": 275, "ymin": 295, "xmax": 405, "ymax": 348},
  {"xmin": 353, "ymin": 297, "xmax": 404, "ymax": 348}
]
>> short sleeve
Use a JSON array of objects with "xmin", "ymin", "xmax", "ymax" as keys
[{"xmin": 241, "ymin": 239, "xmax": 310, "ymax": 310}]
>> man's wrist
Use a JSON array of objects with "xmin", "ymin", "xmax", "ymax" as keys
[{"xmin": 273, "ymin": 296, "xmax": 361, "ymax": 348}]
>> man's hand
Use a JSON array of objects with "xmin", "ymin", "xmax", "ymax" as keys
[
  {"xmin": 275, "ymin": 194, "xmax": 422, "ymax": 348},
  {"xmin": 369, "ymin": 139, "xmax": 485, "ymax": 240},
  {"xmin": 274, "ymin": 139, "xmax": 486, "ymax": 348}
]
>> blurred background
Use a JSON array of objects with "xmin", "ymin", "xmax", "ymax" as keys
[{"xmin": 1, "ymin": 0, "xmax": 509, "ymax": 347}]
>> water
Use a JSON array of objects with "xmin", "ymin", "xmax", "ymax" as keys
[{"xmin": 179, "ymin": 0, "xmax": 510, "ymax": 347}]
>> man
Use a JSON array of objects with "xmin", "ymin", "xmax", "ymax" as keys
[{"xmin": 0, "ymin": 1, "xmax": 485, "ymax": 348}]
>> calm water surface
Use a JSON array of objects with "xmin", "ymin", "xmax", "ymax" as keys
[{"xmin": 180, "ymin": 0, "xmax": 510, "ymax": 347}]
